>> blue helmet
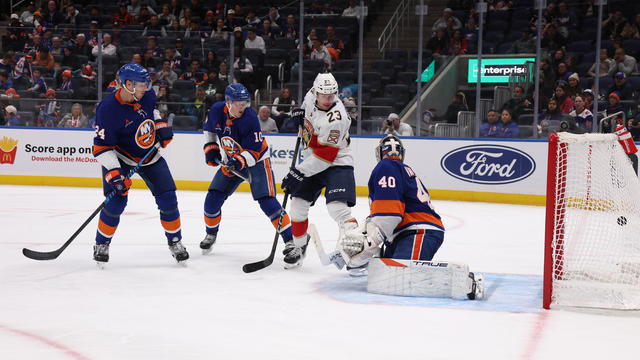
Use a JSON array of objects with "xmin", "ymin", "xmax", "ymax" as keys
[
  {"xmin": 376, "ymin": 134, "xmax": 405, "ymax": 162},
  {"xmin": 118, "ymin": 62, "xmax": 149, "ymax": 86},
  {"xmin": 225, "ymin": 83, "xmax": 251, "ymax": 102}
]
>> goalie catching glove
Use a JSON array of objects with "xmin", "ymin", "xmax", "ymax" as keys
[
  {"xmin": 105, "ymin": 168, "xmax": 132, "ymax": 196},
  {"xmin": 340, "ymin": 219, "xmax": 386, "ymax": 268}
]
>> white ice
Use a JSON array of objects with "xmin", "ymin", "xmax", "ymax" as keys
[{"xmin": 0, "ymin": 185, "xmax": 638, "ymax": 360}]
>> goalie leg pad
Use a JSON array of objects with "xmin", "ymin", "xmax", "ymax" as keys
[{"xmin": 367, "ymin": 258, "xmax": 476, "ymax": 300}]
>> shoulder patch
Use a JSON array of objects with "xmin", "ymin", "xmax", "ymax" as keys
[{"xmin": 327, "ymin": 129, "xmax": 340, "ymax": 144}]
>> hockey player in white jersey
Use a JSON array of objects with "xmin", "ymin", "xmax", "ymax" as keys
[{"xmin": 280, "ymin": 73, "xmax": 358, "ymax": 269}]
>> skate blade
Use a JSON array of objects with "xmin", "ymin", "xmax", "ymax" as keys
[
  {"xmin": 474, "ymin": 273, "xmax": 485, "ymax": 300},
  {"xmin": 348, "ymin": 267, "xmax": 368, "ymax": 277},
  {"xmin": 96, "ymin": 261, "xmax": 106, "ymax": 270},
  {"xmin": 201, "ymin": 247, "xmax": 213, "ymax": 255}
]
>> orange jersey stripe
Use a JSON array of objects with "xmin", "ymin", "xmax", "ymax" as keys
[
  {"xmin": 370, "ymin": 200, "xmax": 405, "ymax": 216},
  {"xmin": 98, "ymin": 219, "xmax": 117, "ymax": 237},
  {"xmin": 161, "ymin": 218, "xmax": 181, "ymax": 232},
  {"xmin": 247, "ymin": 140, "xmax": 269, "ymax": 161},
  {"xmin": 204, "ymin": 214, "xmax": 221, "ymax": 227},
  {"xmin": 398, "ymin": 212, "xmax": 444, "ymax": 229},
  {"xmin": 264, "ymin": 159, "xmax": 275, "ymax": 197},
  {"xmin": 412, "ymin": 231, "xmax": 424, "ymax": 260},
  {"xmin": 93, "ymin": 144, "xmax": 115, "ymax": 156}
]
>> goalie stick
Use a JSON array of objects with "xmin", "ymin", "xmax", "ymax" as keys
[
  {"xmin": 307, "ymin": 224, "xmax": 345, "ymax": 269},
  {"xmin": 22, "ymin": 142, "xmax": 161, "ymax": 261},
  {"xmin": 242, "ymin": 128, "xmax": 303, "ymax": 273}
]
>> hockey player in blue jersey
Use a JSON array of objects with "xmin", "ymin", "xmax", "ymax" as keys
[
  {"xmin": 92, "ymin": 63, "xmax": 189, "ymax": 265},
  {"xmin": 339, "ymin": 135, "xmax": 483, "ymax": 299},
  {"xmin": 200, "ymin": 83, "xmax": 294, "ymax": 262},
  {"xmin": 341, "ymin": 134, "xmax": 445, "ymax": 265}
]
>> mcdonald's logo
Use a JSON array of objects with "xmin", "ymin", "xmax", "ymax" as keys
[{"xmin": 0, "ymin": 136, "xmax": 18, "ymax": 165}]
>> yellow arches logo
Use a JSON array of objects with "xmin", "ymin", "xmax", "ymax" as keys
[{"xmin": 0, "ymin": 136, "xmax": 18, "ymax": 164}]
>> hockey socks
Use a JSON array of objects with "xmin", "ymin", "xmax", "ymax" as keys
[
  {"xmin": 259, "ymin": 197, "xmax": 292, "ymax": 242},
  {"xmin": 204, "ymin": 190, "xmax": 226, "ymax": 235},
  {"xmin": 156, "ymin": 191, "xmax": 182, "ymax": 243}
]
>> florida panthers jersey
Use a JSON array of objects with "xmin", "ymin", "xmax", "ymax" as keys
[
  {"xmin": 368, "ymin": 158, "xmax": 444, "ymax": 241},
  {"xmin": 298, "ymin": 90, "xmax": 353, "ymax": 176},
  {"xmin": 93, "ymin": 89, "xmax": 160, "ymax": 167},
  {"xmin": 203, "ymin": 101, "xmax": 268, "ymax": 167}
]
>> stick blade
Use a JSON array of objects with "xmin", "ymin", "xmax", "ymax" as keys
[
  {"xmin": 22, "ymin": 247, "xmax": 61, "ymax": 261},
  {"xmin": 242, "ymin": 257, "xmax": 274, "ymax": 273}
]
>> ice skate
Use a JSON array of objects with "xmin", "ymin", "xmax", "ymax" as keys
[
  {"xmin": 347, "ymin": 264, "xmax": 368, "ymax": 277},
  {"xmin": 283, "ymin": 237, "xmax": 308, "ymax": 269},
  {"xmin": 200, "ymin": 233, "xmax": 217, "ymax": 255},
  {"xmin": 93, "ymin": 244, "xmax": 109, "ymax": 269},
  {"xmin": 467, "ymin": 272, "xmax": 484, "ymax": 300},
  {"xmin": 169, "ymin": 239, "xmax": 189, "ymax": 264}
]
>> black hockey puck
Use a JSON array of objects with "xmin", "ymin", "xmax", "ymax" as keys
[{"xmin": 617, "ymin": 216, "xmax": 627, "ymax": 226}]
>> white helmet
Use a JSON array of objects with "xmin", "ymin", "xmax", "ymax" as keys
[{"xmin": 313, "ymin": 73, "xmax": 338, "ymax": 94}]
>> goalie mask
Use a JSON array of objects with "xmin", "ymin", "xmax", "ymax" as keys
[{"xmin": 376, "ymin": 135, "xmax": 405, "ymax": 162}]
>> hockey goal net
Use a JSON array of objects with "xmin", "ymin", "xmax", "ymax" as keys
[{"xmin": 544, "ymin": 132, "xmax": 640, "ymax": 309}]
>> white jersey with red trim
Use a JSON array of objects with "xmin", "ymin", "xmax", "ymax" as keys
[{"xmin": 297, "ymin": 90, "xmax": 353, "ymax": 177}]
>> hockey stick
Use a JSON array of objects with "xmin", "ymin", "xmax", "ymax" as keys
[
  {"xmin": 242, "ymin": 129, "xmax": 303, "ymax": 273},
  {"xmin": 308, "ymin": 224, "xmax": 345, "ymax": 269},
  {"xmin": 22, "ymin": 143, "xmax": 161, "ymax": 261}
]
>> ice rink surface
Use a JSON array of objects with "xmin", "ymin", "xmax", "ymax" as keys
[{"xmin": 1, "ymin": 185, "xmax": 638, "ymax": 360}]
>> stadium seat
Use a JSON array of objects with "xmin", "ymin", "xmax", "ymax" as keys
[
  {"xmin": 172, "ymin": 115, "xmax": 198, "ymax": 131},
  {"xmin": 274, "ymin": 37, "xmax": 296, "ymax": 51},
  {"xmin": 172, "ymin": 80, "xmax": 196, "ymax": 101},
  {"xmin": 596, "ymin": 77, "xmax": 613, "ymax": 94},
  {"xmin": 334, "ymin": 59, "xmax": 357, "ymax": 73},
  {"xmin": 567, "ymin": 40, "xmax": 593, "ymax": 53},
  {"xmin": 369, "ymin": 60, "xmax": 393, "ymax": 84},
  {"xmin": 368, "ymin": 105, "xmax": 393, "ymax": 118},
  {"xmin": 242, "ymin": 48, "xmax": 264, "ymax": 68},
  {"xmin": 518, "ymin": 125, "xmax": 534, "ymax": 138},
  {"xmin": 384, "ymin": 84, "xmax": 409, "ymax": 112},
  {"xmin": 362, "ymin": 72, "xmax": 382, "ymax": 97},
  {"xmin": 70, "ymin": 77, "xmax": 90, "ymax": 99},
  {"xmin": 627, "ymin": 76, "xmax": 640, "ymax": 92},
  {"xmin": 303, "ymin": 59, "xmax": 324, "ymax": 73},
  {"xmin": 331, "ymin": 71, "xmax": 355, "ymax": 87},
  {"xmin": 384, "ymin": 49, "xmax": 408, "ymax": 72},
  {"xmin": 396, "ymin": 72, "xmax": 418, "ymax": 94},
  {"xmin": 518, "ymin": 114, "xmax": 534, "ymax": 125}
]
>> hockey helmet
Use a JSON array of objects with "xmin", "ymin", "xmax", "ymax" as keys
[
  {"xmin": 313, "ymin": 73, "xmax": 338, "ymax": 95},
  {"xmin": 376, "ymin": 134, "xmax": 405, "ymax": 162},
  {"xmin": 117, "ymin": 62, "xmax": 151, "ymax": 93},
  {"xmin": 224, "ymin": 83, "xmax": 251, "ymax": 102}
]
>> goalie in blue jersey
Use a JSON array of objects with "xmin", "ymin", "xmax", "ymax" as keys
[
  {"xmin": 200, "ymin": 83, "xmax": 294, "ymax": 264},
  {"xmin": 338, "ymin": 135, "xmax": 483, "ymax": 299},
  {"xmin": 92, "ymin": 63, "xmax": 189, "ymax": 266}
]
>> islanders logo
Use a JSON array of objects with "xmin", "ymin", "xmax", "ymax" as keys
[
  {"xmin": 220, "ymin": 136, "xmax": 242, "ymax": 156},
  {"xmin": 0, "ymin": 136, "xmax": 18, "ymax": 164},
  {"xmin": 135, "ymin": 119, "xmax": 155, "ymax": 149}
]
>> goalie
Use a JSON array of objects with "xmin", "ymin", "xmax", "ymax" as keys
[{"xmin": 340, "ymin": 135, "xmax": 483, "ymax": 300}]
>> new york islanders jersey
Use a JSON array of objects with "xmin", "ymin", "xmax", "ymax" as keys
[
  {"xmin": 298, "ymin": 89, "xmax": 353, "ymax": 176},
  {"xmin": 203, "ymin": 101, "xmax": 268, "ymax": 167},
  {"xmin": 93, "ymin": 89, "xmax": 160, "ymax": 167},
  {"xmin": 368, "ymin": 158, "xmax": 444, "ymax": 241}
]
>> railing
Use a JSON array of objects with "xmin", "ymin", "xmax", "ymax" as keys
[
  {"xmin": 434, "ymin": 123, "xmax": 459, "ymax": 137},
  {"xmin": 599, "ymin": 111, "xmax": 625, "ymax": 133},
  {"xmin": 10, "ymin": 0, "xmax": 27, "ymax": 16},
  {"xmin": 377, "ymin": 0, "xmax": 415, "ymax": 53}
]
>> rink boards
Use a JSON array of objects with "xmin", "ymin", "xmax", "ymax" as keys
[{"xmin": 0, "ymin": 128, "xmax": 549, "ymax": 205}]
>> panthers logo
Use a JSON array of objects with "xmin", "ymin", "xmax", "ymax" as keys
[
  {"xmin": 302, "ymin": 118, "xmax": 314, "ymax": 149},
  {"xmin": 135, "ymin": 119, "xmax": 156, "ymax": 148}
]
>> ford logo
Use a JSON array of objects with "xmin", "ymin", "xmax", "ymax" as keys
[{"xmin": 440, "ymin": 145, "xmax": 536, "ymax": 184}]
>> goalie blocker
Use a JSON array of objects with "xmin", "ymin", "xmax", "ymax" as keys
[{"xmin": 367, "ymin": 258, "xmax": 484, "ymax": 300}]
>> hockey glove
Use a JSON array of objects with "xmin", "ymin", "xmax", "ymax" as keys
[
  {"xmin": 281, "ymin": 167, "xmax": 305, "ymax": 194},
  {"xmin": 155, "ymin": 121, "xmax": 173, "ymax": 148},
  {"xmin": 226, "ymin": 153, "xmax": 247, "ymax": 171},
  {"xmin": 341, "ymin": 220, "xmax": 384, "ymax": 268},
  {"xmin": 204, "ymin": 142, "xmax": 221, "ymax": 166},
  {"xmin": 105, "ymin": 169, "xmax": 132, "ymax": 196},
  {"xmin": 290, "ymin": 108, "xmax": 305, "ymax": 128}
]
